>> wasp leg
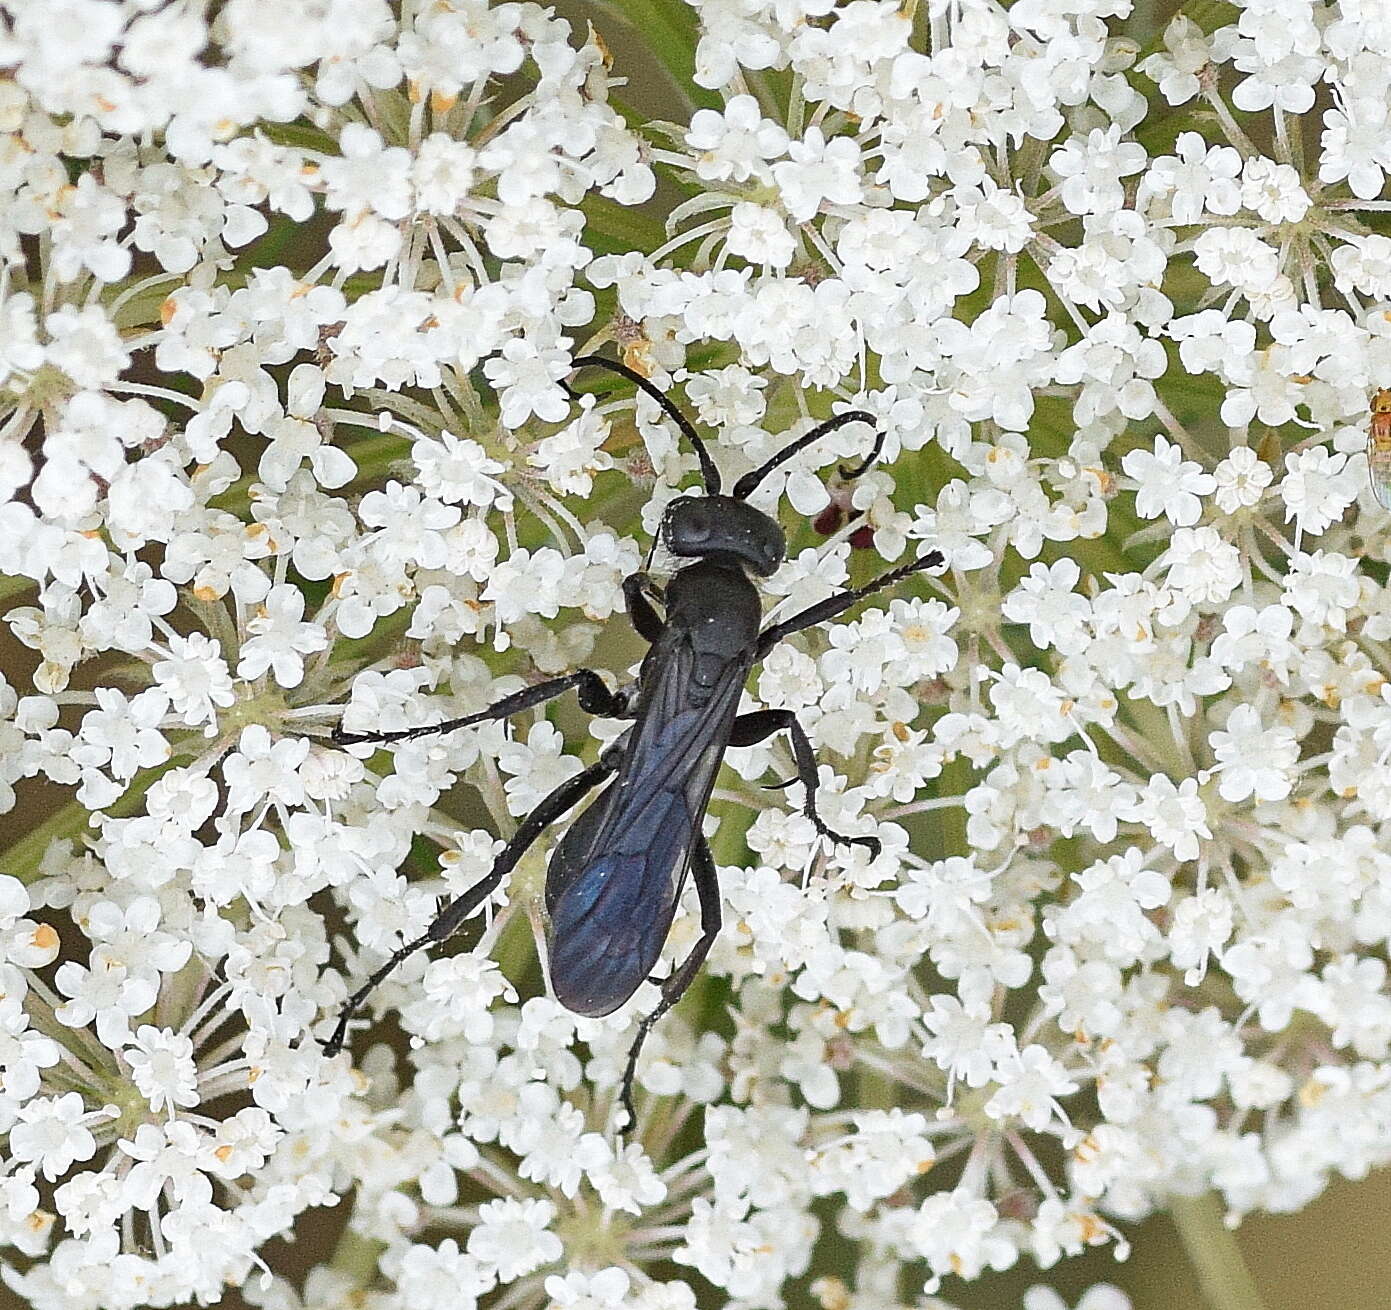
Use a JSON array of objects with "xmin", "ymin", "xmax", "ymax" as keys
[
  {"xmin": 617, "ymin": 836, "xmax": 722, "ymax": 1135},
  {"xmin": 730, "ymin": 709, "xmax": 881, "ymax": 858},
  {"xmin": 755, "ymin": 549, "xmax": 945, "ymax": 658},
  {"xmin": 332, "ymin": 667, "xmax": 631, "ymax": 747},
  {"xmin": 322, "ymin": 753, "xmax": 620, "ymax": 1057},
  {"xmin": 623, "ymin": 572, "xmax": 666, "ymax": 644}
]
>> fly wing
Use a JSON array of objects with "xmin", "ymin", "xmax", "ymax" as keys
[{"xmin": 546, "ymin": 633, "xmax": 749, "ymax": 1017}]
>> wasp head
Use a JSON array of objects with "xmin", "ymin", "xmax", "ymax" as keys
[{"xmin": 662, "ymin": 494, "xmax": 785, "ymax": 576}]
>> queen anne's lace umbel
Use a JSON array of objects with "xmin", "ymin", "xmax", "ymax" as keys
[{"xmin": 1, "ymin": 1, "xmax": 1389, "ymax": 1307}]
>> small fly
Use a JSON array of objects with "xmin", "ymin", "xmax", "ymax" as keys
[
  {"xmin": 322, "ymin": 356, "xmax": 944, "ymax": 1129},
  {"xmin": 1369, "ymin": 388, "xmax": 1391, "ymax": 509}
]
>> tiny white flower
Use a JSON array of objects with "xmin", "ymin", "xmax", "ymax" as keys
[
  {"xmin": 482, "ymin": 339, "xmax": 573, "ymax": 429},
  {"xmin": 771, "ymin": 126, "xmax": 864, "ymax": 222},
  {"xmin": 529, "ymin": 401, "xmax": 614, "ymax": 497},
  {"xmin": 726, "ymin": 202, "xmax": 796, "ymax": 268},
  {"xmin": 413, "ymin": 430, "xmax": 511, "ymax": 508},
  {"xmin": 1280, "ymin": 446, "xmax": 1357, "ymax": 537},
  {"xmin": 1241, "ymin": 155, "xmax": 1310, "ymax": 223},
  {"xmin": 1131, "ymin": 774, "xmax": 1212, "ymax": 862},
  {"xmin": 466, "ymin": 1197, "xmax": 562, "ymax": 1281},
  {"xmin": 685, "ymin": 94, "xmax": 788, "ymax": 183},
  {"xmin": 1122, "ymin": 435, "xmax": 1215, "ymax": 526},
  {"xmin": 1210, "ymin": 704, "xmax": 1299, "ymax": 802},
  {"xmin": 152, "ymin": 633, "xmax": 235, "ymax": 729},
  {"xmin": 1211, "ymin": 445, "xmax": 1273, "ymax": 512},
  {"xmin": 1282, "ymin": 550, "xmax": 1361, "ymax": 630},
  {"xmin": 236, "ymin": 584, "xmax": 328, "ymax": 688},
  {"xmin": 1003, "ymin": 559, "xmax": 1090, "ymax": 654},
  {"xmin": 10, "ymin": 1093, "xmax": 101, "ymax": 1181},
  {"xmin": 124, "ymin": 1025, "xmax": 200, "ymax": 1116}
]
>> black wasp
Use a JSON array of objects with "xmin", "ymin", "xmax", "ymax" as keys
[{"xmin": 323, "ymin": 356, "xmax": 945, "ymax": 1128}]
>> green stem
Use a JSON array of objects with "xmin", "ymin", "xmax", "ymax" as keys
[
  {"xmin": 326, "ymin": 1222, "xmax": 386, "ymax": 1288},
  {"xmin": 1169, "ymin": 1193, "xmax": 1270, "ymax": 1310},
  {"xmin": 582, "ymin": 194, "xmax": 668, "ymax": 256},
  {"xmin": 590, "ymin": 0, "xmax": 720, "ymax": 113},
  {"xmin": 3, "ymin": 766, "xmax": 167, "ymax": 883},
  {"xmin": 0, "ymin": 574, "xmax": 36, "ymax": 607}
]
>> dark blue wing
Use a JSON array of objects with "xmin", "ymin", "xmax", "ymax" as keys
[{"xmin": 546, "ymin": 634, "xmax": 749, "ymax": 1016}]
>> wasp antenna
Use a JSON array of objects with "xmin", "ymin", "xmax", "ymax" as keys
[
  {"xmin": 570, "ymin": 354, "xmax": 722, "ymax": 497},
  {"xmin": 731, "ymin": 409, "xmax": 880, "ymax": 501},
  {"xmin": 838, "ymin": 423, "xmax": 887, "ymax": 481}
]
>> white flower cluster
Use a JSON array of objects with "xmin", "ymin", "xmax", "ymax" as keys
[{"xmin": 1, "ymin": 0, "xmax": 1390, "ymax": 1307}]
